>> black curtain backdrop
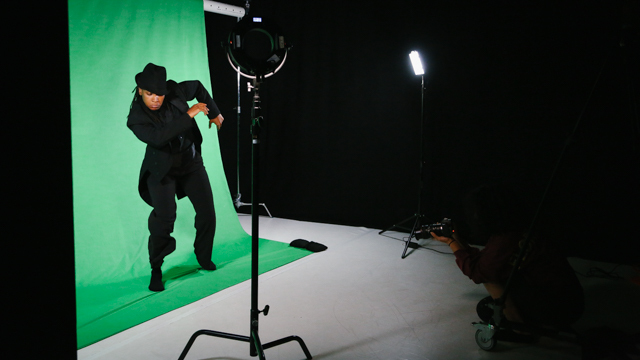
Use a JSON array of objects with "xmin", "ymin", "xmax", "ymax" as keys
[
  {"xmin": 206, "ymin": 0, "xmax": 639, "ymax": 264},
  {"xmin": 14, "ymin": 1, "xmax": 76, "ymax": 358}
]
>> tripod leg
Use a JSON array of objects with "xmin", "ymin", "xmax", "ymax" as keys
[
  {"xmin": 263, "ymin": 336, "xmax": 313, "ymax": 359},
  {"xmin": 251, "ymin": 329, "xmax": 266, "ymax": 360},
  {"xmin": 177, "ymin": 331, "xmax": 200, "ymax": 360},
  {"xmin": 259, "ymin": 203, "xmax": 273, "ymax": 218},
  {"xmin": 178, "ymin": 330, "xmax": 251, "ymax": 360},
  {"xmin": 401, "ymin": 215, "xmax": 422, "ymax": 259},
  {"xmin": 401, "ymin": 238, "xmax": 413, "ymax": 259},
  {"xmin": 379, "ymin": 214, "xmax": 419, "ymax": 235}
]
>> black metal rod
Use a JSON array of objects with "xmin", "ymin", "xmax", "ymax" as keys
[
  {"xmin": 417, "ymin": 74, "xmax": 425, "ymax": 214},
  {"xmin": 177, "ymin": 76, "xmax": 312, "ymax": 360},
  {"xmin": 263, "ymin": 336, "xmax": 313, "ymax": 359},
  {"xmin": 251, "ymin": 327, "xmax": 265, "ymax": 360},
  {"xmin": 401, "ymin": 214, "xmax": 423, "ymax": 259},
  {"xmin": 378, "ymin": 214, "xmax": 416, "ymax": 234},
  {"xmin": 178, "ymin": 330, "xmax": 250, "ymax": 360},
  {"xmin": 482, "ymin": 38, "xmax": 613, "ymax": 343},
  {"xmin": 249, "ymin": 77, "xmax": 262, "ymax": 357},
  {"xmin": 380, "ymin": 74, "xmax": 429, "ymax": 258}
]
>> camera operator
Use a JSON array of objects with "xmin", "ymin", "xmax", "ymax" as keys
[{"xmin": 429, "ymin": 184, "xmax": 584, "ymax": 342}]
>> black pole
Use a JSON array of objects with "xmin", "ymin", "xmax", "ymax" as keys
[
  {"xmin": 379, "ymin": 73, "xmax": 430, "ymax": 258},
  {"xmin": 249, "ymin": 76, "xmax": 262, "ymax": 357},
  {"xmin": 417, "ymin": 74, "xmax": 425, "ymax": 214},
  {"xmin": 177, "ymin": 76, "xmax": 312, "ymax": 360}
]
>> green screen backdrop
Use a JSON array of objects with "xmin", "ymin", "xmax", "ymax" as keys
[{"xmin": 69, "ymin": 0, "xmax": 309, "ymax": 348}]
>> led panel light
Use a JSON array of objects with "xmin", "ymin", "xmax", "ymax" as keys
[{"xmin": 409, "ymin": 51, "xmax": 425, "ymax": 76}]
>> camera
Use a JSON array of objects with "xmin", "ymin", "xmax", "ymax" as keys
[{"xmin": 415, "ymin": 218, "xmax": 454, "ymax": 239}]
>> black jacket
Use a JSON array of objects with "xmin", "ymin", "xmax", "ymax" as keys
[{"xmin": 127, "ymin": 80, "xmax": 221, "ymax": 206}]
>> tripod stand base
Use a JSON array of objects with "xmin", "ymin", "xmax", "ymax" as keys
[
  {"xmin": 379, "ymin": 213, "xmax": 426, "ymax": 259},
  {"xmin": 177, "ymin": 328, "xmax": 312, "ymax": 360},
  {"xmin": 234, "ymin": 193, "xmax": 273, "ymax": 218}
]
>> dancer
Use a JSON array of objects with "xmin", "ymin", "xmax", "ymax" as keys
[{"xmin": 127, "ymin": 63, "xmax": 224, "ymax": 291}]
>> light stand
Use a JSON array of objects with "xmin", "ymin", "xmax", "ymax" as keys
[
  {"xmin": 178, "ymin": 13, "xmax": 311, "ymax": 360},
  {"xmin": 379, "ymin": 51, "xmax": 431, "ymax": 258}
]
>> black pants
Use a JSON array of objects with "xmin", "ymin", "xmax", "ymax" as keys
[{"xmin": 146, "ymin": 149, "xmax": 216, "ymax": 269}]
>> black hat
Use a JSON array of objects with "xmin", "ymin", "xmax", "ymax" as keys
[{"xmin": 135, "ymin": 63, "xmax": 168, "ymax": 95}]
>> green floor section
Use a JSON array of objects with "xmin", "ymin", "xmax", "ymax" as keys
[{"xmin": 77, "ymin": 236, "xmax": 310, "ymax": 348}]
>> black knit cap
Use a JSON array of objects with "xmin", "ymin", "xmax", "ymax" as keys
[{"xmin": 135, "ymin": 63, "xmax": 168, "ymax": 95}]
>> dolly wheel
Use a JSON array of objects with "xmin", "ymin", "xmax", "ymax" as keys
[{"xmin": 475, "ymin": 329, "xmax": 497, "ymax": 351}]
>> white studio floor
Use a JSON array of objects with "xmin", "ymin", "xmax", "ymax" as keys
[{"xmin": 78, "ymin": 216, "xmax": 640, "ymax": 360}]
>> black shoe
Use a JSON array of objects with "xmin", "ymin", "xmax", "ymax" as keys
[
  {"xmin": 149, "ymin": 268, "xmax": 164, "ymax": 292},
  {"xmin": 476, "ymin": 296, "xmax": 494, "ymax": 322},
  {"xmin": 199, "ymin": 260, "xmax": 217, "ymax": 271}
]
